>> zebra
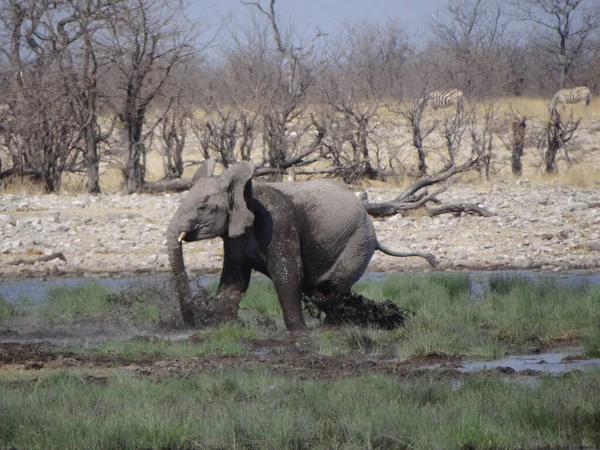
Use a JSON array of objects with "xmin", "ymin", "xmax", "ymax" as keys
[
  {"xmin": 548, "ymin": 86, "xmax": 592, "ymax": 113},
  {"xmin": 426, "ymin": 89, "xmax": 464, "ymax": 110}
]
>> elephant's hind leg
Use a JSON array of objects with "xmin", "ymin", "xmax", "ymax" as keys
[{"xmin": 316, "ymin": 235, "xmax": 376, "ymax": 295}]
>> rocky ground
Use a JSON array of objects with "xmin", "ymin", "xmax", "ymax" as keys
[{"xmin": 1, "ymin": 179, "xmax": 600, "ymax": 280}]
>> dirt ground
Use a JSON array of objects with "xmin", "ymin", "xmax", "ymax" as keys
[{"xmin": 0, "ymin": 339, "xmax": 479, "ymax": 382}]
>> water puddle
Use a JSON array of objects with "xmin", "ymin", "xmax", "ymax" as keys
[
  {"xmin": 422, "ymin": 348, "xmax": 600, "ymax": 374},
  {"xmin": 0, "ymin": 316, "xmax": 196, "ymax": 345},
  {"xmin": 2, "ymin": 270, "xmax": 600, "ymax": 307},
  {"xmin": 0, "ymin": 274, "xmax": 221, "ymax": 307}
]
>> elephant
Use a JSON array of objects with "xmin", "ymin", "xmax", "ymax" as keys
[{"xmin": 166, "ymin": 161, "xmax": 436, "ymax": 331}]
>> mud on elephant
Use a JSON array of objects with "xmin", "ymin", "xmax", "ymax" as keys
[{"xmin": 166, "ymin": 161, "xmax": 436, "ymax": 331}]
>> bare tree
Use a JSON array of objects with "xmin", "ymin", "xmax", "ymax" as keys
[
  {"xmin": 391, "ymin": 85, "xmax": 437, "ymax": 177},
  {"xmin": 511, "ymin": 115, "xmax": 527, "ymax": 176},
  {"xmin": 468, "ymin": 102, "xmax": 498, "ymax": 181},
  {"xmin": 102, "ymin": 0, "xmax": 197, "ymax": 193},
  {"xmin": 431, "ymin": 0, "xmax": 510, "ymax": 98},
  {"xmin": 544, "ymin": 109, "xmax": 581, "ymax": 173},
  {"xmin": 58, "ymin": 0, "xmax": 111, "ymax": 194},
  {"xmin": 512, "ymin": 0, "xmax": 600, "ymax": 89},
  {"xmin": 242, "ymin": 0, "xmax": 326, "ymax": 179},
  {"xmin": 0, "ymin": 0, "xmax": 86, "ymax": 192},
  {"xmin": 319, "ymin": 20, "xmax": 410, "ymax": 182}
]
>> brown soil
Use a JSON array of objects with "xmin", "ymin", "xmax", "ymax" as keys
[{"xmin": 0, "ymin": 340, "xmax": 464, "ymax": 381}]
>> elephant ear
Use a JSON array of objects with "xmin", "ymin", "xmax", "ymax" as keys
[
  {"xmin": 219, "ymin": 161, "xmax": 255, "ymax": 238},
  {"xmin": 191, "ymin": 159, "xmax": 216, "ymax": 185}
]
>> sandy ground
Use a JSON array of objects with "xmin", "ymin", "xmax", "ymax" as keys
[
  {"xmin": 1, "ymin": 177, "xmax": 600, "ymax": 281},
  {"xmin": 1, "ymin": 100, "xmax": 600, "ymax": 280}
]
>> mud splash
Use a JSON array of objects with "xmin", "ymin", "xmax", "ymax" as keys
[{"xmin": 305, "ymin": 292, "xmax": 410, "ymax": 329}]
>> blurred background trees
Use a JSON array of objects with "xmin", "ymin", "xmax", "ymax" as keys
[{"xmin": 0, "ymin": 0, "xmax": 598, "ymax": 193}]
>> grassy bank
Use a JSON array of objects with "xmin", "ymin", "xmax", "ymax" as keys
[
  {"xmin": 1, "ymin": 368, "xmax": 600, "ymax": 450},
  {"xmin": 353, "ymin": 274, "xmax": 600, "ymax": 359},
  {"xmin": 3, "ymin": 274, "xmax": 600, "ymax": 359}
]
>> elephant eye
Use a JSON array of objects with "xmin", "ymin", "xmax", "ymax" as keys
[{"xmin": 197, "ymin": 204, "xmax": 208, "ymax": 211}]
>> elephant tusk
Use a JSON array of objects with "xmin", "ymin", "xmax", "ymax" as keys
[{"xmin": 178, "ymin": 232, "xmax": 187, "ymax": 243}]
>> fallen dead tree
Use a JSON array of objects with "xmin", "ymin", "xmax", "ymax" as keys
[
  {"xmin": 141, "ymin": 160, "xmax": 216, "ymax": 193},
  {"xmin": 7, "ymin": 252, "xmax": 66, "ymax": 266},
  {"xmin": 362, "ymin": 158, "xmax": 494, "ymax": 218}
]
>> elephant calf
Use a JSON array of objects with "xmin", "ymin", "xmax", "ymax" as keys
[{"xmin": 167, "ymin": 161, "xmax": 435, "ymax": 331}]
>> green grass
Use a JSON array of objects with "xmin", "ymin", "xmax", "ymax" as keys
[
  {"xmin": 0, "ymin": 294, "xmax": 15, "ymax": 319},
  {"xmin": 353, "ymin": 274, "xmax": 600, "ymax": 360},
  {"xmin": 39, "ymin": 281, "xmax": 163, "ymax": 324},
  {"xmin": 10, "ymin": 274, "xmax": 600, "ymax": 360},
  {"xmin": 311, "ymin": 326, "xmax": 400, "ymax": 357},
  {"xmin": 65, "ymin": 322, "xmax": 263, "ymax": 359},
  {"xmin": 239, "ymin": 278, "xmax": 282, "ymax": 317},
  {"xmin": 1, "ymin": 367, "xmax": 600, "ymax": 449},
  {"xmin": 582, "ymin": 317, "xmax": 600, "ymax": 358},
  {"xmin": 26, "ymin": 279, "xmax": 281, "ymax": 325}
]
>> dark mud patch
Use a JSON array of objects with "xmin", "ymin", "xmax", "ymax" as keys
[
  {"xmin": 0, "ymin": 340, "xmax": 459, "ymax": 382},
  {"xmin": 180, "ymin": 286, "xmax": 411, "ymax": 331},
  {"xmin": 0, "ymin": 342, "xmax": 144, "ymax": 368},
  {"xmin": 305, "ymin": 293, "xmax": 410, "ymax": 330},
  {"xmin": 0, "ymin": 343, "xmax": 76, "ymax": 365}
]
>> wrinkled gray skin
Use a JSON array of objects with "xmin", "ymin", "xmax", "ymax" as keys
[{"xmin": 167, "ymin": 161, "xmax": 418, "ymax": 331}]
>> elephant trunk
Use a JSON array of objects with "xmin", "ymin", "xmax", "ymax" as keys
[{"xmin": 167, "ymin": 228, "xmax": 196, "ymax": 327}]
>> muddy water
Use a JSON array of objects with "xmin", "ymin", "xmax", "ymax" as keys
[
  {"xmin": 0, "ymin": 274, "xmax": 220, "ymax": 306},
  {"xmin": 422, "ymin": 347, "xmax": 600, "ymax": 374},
  {"xmin": 2, "ymin": 270, "xmax": 600, "ymax": 307},
  {"xmin": 2, "ymin": 270, "xmax": 600, "ymax": 376}
]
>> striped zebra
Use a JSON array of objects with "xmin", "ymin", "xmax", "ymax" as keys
[
  {"xmin": 427, "ymin": 89, "xmax": 464, "ymax": 110},
  {"xmin": 548, "ymin": 86, "xmax": 591, "ymax": 113}
]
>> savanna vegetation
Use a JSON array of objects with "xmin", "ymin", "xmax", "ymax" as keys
[
  {"xmin": 1, "ymin": 0, "xmax": 599, "ymax": 195},
  {"xmin": 2, "ymin": 275, "xmax": 600, "ymax": 449},
  {"xmin": 3, "ymin": 274, "xmax": 600, "ymax": 360},
  {"xmin": 2, "ymin": 368, "xmax": 600, "ymax": 450}
]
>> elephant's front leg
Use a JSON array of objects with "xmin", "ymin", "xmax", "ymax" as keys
[
  {"xmin": 268, "ymin": 241, "xmax": 306, "ymax": 331},
  {"xmin": 212, "ymin": 237, "xmax": 252, "ymax": 324}
]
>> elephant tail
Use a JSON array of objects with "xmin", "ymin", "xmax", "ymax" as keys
[{"xmin": 376, "ymin": 241, "xmax": 438, "ymax": 267}]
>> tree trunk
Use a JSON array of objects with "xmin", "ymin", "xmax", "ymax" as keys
[
  {"xmin": 511, "ymin": 117, "xmax": 526, "ymax": 176},
  {"xmin": 122, "ymin": 115, "xmax": 146, "ymax": 194},
  {"xmin": 84, "ymin": 124, "xmax": 100, "ymax": 193},
  {"xmin": 559, "ymin": 36, "xmax": 567, "ymax": 89},
  {"xmin": 545, "ymin": 111, "xmax": 561, "ymax": 174},
  {"xmin": 415, "ymin": 127, "xmax": 427, "ymax": 177},
  {"xmin": 43, "ymin": 159, "xmax": 61, "ymax": 193}
]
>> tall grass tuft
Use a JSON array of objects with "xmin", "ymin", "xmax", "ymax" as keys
[
  {"xmin": 42, "ymin": 282, "xmax": 114, "ymax": 320},
  {"xmin": 582, "ymin": 316, "xmax": 600, "ymax": 358},
  {"xmin": 311, "ymin": 326, "xmax": 400, "ymax": 356},
  {"xmin": 485, "ymin": 276, "xmax": 600, "ymax": 346},
  {"xmin": 41, "ymin": 281, "xmax": 167, "ymax": 324},
  {"xmin": 354, "ymin": 274, "xmax": 600, "ymax": 360},
  {"xmin": 239, "ymin": 279, "xmax": 281, "ymax": 317},
  {"xmin": 0, "ymin": 294, "xmax": 16, "ymax": 320},
  {"xmin": 2, "ymin": 368, "xmax": 600, "ymax": 449}
]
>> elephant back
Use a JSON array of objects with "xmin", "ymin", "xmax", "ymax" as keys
[{"xmin": 269, "ymin": 179, "xmax": 377, "ymax": 284}]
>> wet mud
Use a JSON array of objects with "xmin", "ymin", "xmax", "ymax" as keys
[
  {"xmin": 3, "ymin": 335, "xmax": 598, "ymax": 382},
  {"xmin": 0, "ymin": 340, "xmax": 455, "ymax": 381},
  {"xmin": 305, "ymin": 292, "xmax": 411, "ymax": 329}
]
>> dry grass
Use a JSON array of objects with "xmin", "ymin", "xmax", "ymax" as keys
[{"xmin": 1, "ymin": 97, "xmax": 598, "ymax": 194}]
